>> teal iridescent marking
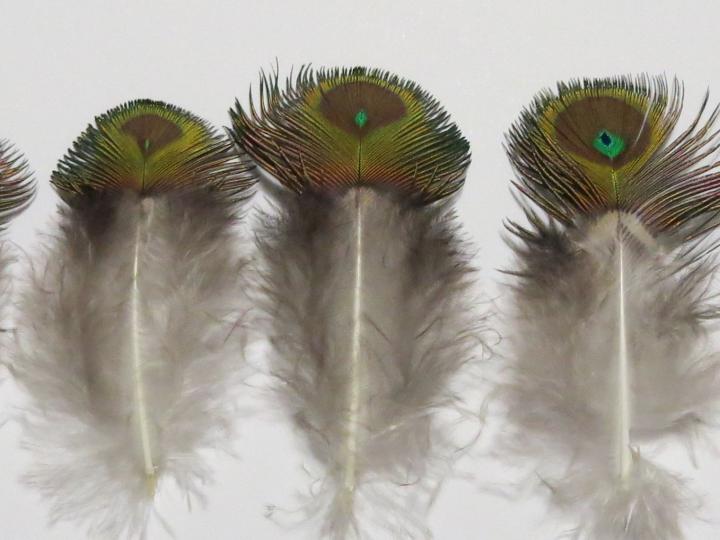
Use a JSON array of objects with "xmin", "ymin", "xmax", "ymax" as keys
[
  {"xmin": 592, "ymin": 129, "xmax": 625, "ymax": 159},
  {"xmin": 144, "ymin": 139, "xmax": 151, "ymax": 152},
  {"xmin": 354, "ymin": 109, "xmax": 368, "ymax": 129}
]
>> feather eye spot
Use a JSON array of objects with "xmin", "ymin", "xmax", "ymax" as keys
[
  {"xmin": 121, "ymin": 114, "xmax": 183, "ymax": 157},
  {"xmin": 231, "ymin": 66, "xmax": 471, "ymax": 202},
  {"xmin": 507, "ymin": 75, "xmax": 720, "ymax": 238},
  {"xmin": 593, "ymin": 129, "xmax": 626, "ymax": 160},
  {"xmin": 319, "ymin": 81, "xmax": 407, "ymax": 136},
  {"xmin": 52, "ymin": 100, "xmax": 257, "ymax": 201}
]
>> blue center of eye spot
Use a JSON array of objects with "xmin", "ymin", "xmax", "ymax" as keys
[
  {"xmin": 354, "ymin": 109, "xmax": 368, "ymax": 129},
  {"xmin": 592, "ymin": 129, "xmax": 626, "ymax": 159}
]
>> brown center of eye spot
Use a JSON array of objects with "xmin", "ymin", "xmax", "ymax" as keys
[
  {"xmin": 553, "ymin": 96, "xmax": 651, "ymax": 168},
  {"xmin": 319, "ymin": 82, "xmax": 407, "ymax": 137},
  {"xmin": 121, "ymin": 114, "xmax": 183, "ymax": 157}
]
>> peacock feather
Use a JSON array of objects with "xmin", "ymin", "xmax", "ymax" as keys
[
  {"xmin": 52, "ymin": 99, "xmax": 255, "ymax": 203},
  {"xmin": 13, "ymin": 99, "xmax": 254, "ymax": 538},
  {"xmin": 230, "ymin": 66, "xmax": 478, "ymax": 539},
  {"xmin": 0, "ymin": 141, "xmax": 35, "ymax": 225},
  {"xmin": 501, "ymin": 76, "xmax": 720, "ymax": 539},
  {"xmin": 230, "ymin": 65, "xmax": 471, "ymax": 203},
  {"xmin": 506, "ymin": 75, "xmax": 720, "ymax": 239}
]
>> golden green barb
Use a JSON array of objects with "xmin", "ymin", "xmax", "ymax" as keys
[
  {"xmin": 230, "ymin": 66, "xmax": 471, "ymax": 204},
  {"xmin": 52, "ymin": 100, "xmax": 256, "ymax": 203}
]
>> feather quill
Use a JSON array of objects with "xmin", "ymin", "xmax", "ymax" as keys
[
  {"xmin": 231, "ymin": 66, "xmax": 481, "ymax": 539},
  {"xmin": 500, "ymin": 76, "xmax": 720, "ymax": 539},
  {"xmin": 11, "ymin": 100, "xmax": 256, "ymax": 538}
]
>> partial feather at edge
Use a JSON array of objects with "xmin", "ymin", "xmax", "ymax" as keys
[
  {"xmin": 0, "ymin": 140, "xmax": 34, "ymax": 382},
  {"xmin": 0, "ymin": 140, "xmax": 36, "ymax": 226}
]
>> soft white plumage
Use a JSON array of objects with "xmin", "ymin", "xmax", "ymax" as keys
[
  {"xmin": 501, "ymin": 210, "xmax": 720, "ymax": 539},
  {"xmin": 12, "ymin": 189, "xmax": 250, "ymax": 536},
  {"xmin": 9, "ymin": 99, "xmax": 256, "ymax": 537},
  {"xmin": 256, "ymin": 188, "xmax": 480, "ymax": 539}
]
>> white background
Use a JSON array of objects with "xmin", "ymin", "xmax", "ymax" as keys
[{"xmin": 2, "ymin": 1, "xmax": 720, "ymax": 538}]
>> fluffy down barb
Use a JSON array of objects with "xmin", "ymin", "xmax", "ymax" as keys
[
  {"xmin": 256, "ymin": 187, "xmax": 480, "ymax": 539},
  {"xmin": 500, "ymin": 210, "xmax": 720, "ymax": 539},
  {"xmin": 12, "ymin": 191, "xmax": 248, "ymax": 538}
]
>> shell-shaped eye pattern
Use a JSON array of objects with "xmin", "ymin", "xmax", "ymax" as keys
[
  {"xmin": 507, "ymin": 75, "xmax": 720, "ymax": 239},
  {"xmin": 52, "ymin": 100, "xmax": 256, "ymax": 204},
  {"xmin": 230, "ymin": 66, "xmax": 471, "ymax": 204},
  {"xmin": 0, "ymin": 141, "xmax": 36, "ymax": 226}
]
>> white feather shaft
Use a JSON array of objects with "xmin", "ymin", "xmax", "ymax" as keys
[
  {"xmin": 130, "ymin": 199, "xmax": 156, "ymax": 486},
  {"xmin": 344, "ymin": 193, "xmax": 365, "ymax": 500},
  {"xmin": 615, "ymin": 232, "xmax": 632, "ymax": 484}
]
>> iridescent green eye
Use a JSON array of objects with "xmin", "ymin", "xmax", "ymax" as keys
[
  {"xmin": 354, "ymin": 109, "xmax": 368, "ymax": 129},
  {"xmin": 593, "ymin": 129, "xmax": 626, "ymax": 159}
]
